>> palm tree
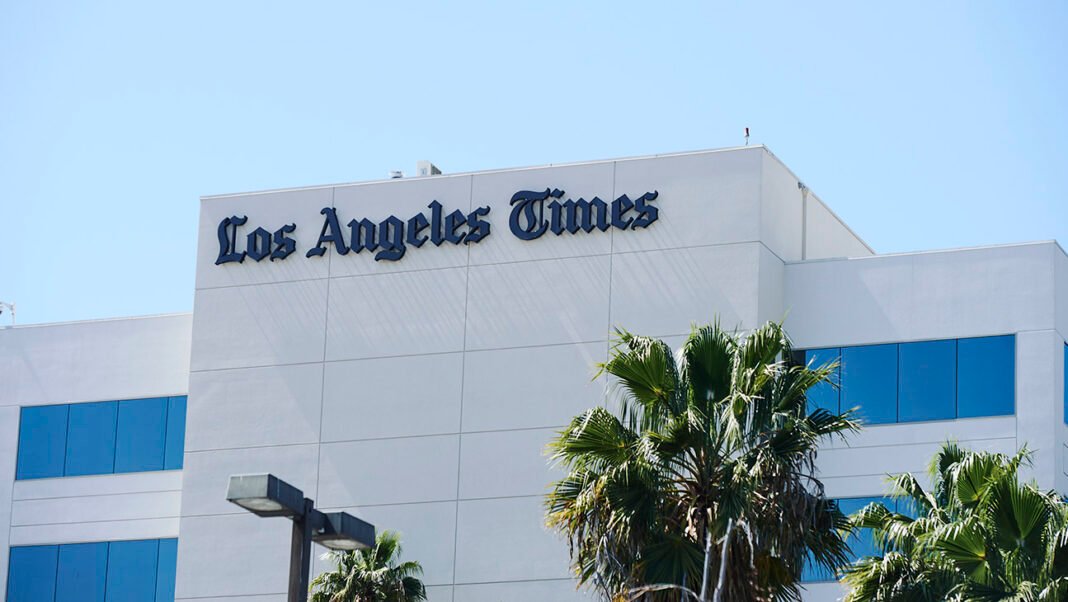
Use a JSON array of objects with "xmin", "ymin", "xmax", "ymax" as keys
[
  {"xmin": 844, "ymin": 443, "xmax": 1068, "ymax": 601},
  {"xmin": 545, "ymin": 321, "xmax": 859, "ymax": 601},
  {"xmin": 310, "ymin": 530, "xmax": 427, "ymax": 602}
]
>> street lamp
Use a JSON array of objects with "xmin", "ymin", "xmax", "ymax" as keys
[{"xmin": 226, "ymin": 473, "xmax": 375, "ymax": 602}]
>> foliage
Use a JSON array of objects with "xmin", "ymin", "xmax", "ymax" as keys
[
  {"xmin": 545, "ymin": 321, "xmax": 859, "ymax": 601},
  {"xmin": 843, "ymin": 443, "xmax": 1068, "ymax": 601},
  {"xmin": 310, "ymin": 530, "xmax": 427, "ymax": 602}
]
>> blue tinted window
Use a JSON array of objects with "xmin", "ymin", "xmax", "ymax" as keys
[
  {"xmin": 106, "ymin": 540, "xmax": 159, "ymax": 602},
  {"xmin": 164, "ymin": 396, "xmax": 187, "ymax": 470},
  {"xmin": 898, "ymin": 340, "xmax": 956, "ymax": 422},
  {"xmin": 7, "ymin": 545, "xmax": 58, "ymax": 601},
  {"xmin": 17, "ymin": 405, "xmax": 69, "ymax": 479},
  {"xmin": 841, "ymin": 345, "xmax": 898, "ymax": 424},
  {"xmin": 958, "ymin": 336, "xmax": 1015, "ymax": 418},
  {"xmin": 56, "ymin": 542, "xmax": 108, "ymax": 602},
  {"xmin": 115, "ymin": 398, "xmax": 167, "ymax": 473},
  {"xmin": 155, "ymin": 538, "xmax": 178, "ymax": 602},
  {"xmin": 805, "ymin": 348, "xmax": 840, "ymax": 414},
  {"xmin": 65, "ymin": 401, "xmax": 118, "ymax": 476},
  {"xmin": 839, "ymin": 497, "xmax": 883, "ymax": 560}
]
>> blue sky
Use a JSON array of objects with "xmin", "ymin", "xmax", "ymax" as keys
[{"xmin": 2, "ymin": 1, "xmax": 1066, "ymax": 325}]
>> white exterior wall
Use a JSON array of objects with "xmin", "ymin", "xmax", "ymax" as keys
[
  {"xmin": 0, "ymin": 313, "xmax": 192, "ymax": 597},
  {"xmin": 785, "ymin": 242, "xmax": 1068, "ymax": 600},
  {"xmin": 181, "ymin": 147, "xmax": 874, "ymax": 602}
]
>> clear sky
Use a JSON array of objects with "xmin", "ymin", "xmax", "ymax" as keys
[{"xmin": 2, "ymin": 1, "xmax": 1066, "ymax": 325}]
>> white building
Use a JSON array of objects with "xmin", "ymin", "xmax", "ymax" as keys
[{"xmin": 3, "ymin": 145, "xmax": 1068, "ymax": 601}]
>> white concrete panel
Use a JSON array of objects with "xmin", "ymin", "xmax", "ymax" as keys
[
  {"xmin": 467, "ymin": 161, "xmax": 616, "ymax": 265},
  {"xmin": 454, "ymin": 496, "xmax": 571, "ymax": 584},
  {"xmin": 329, "ymin": 175, "xmax": 473, "ymax": 277},
  {"xmin": 191, "ymin": 279, "xmax": 328, "ymax": 370},
  {"xmin": 0, "ymin": 406, "xmax": 17, "ymax": 598},
  {"xmin": 12, "ymin": 470, "xmax": 182, "ymax": 500},
  {"xmin": 785, "ymin": 243, "xmax": 1056, "ymax": 348},
  {"xmin": 325, "ymin": 268, "xmax": 467, "ymax": 361},
  {"xmin": 454, "ymin": 579, "xmax": 594, "ymax": 601},
  {"xmin": 11, "ymin": 490, "xmax": 180, "ymax": 526},
  {"xmin": 818, "ymin": 438, "xmax": 1017, "ymax": 479},
  {"xmin": 187, "ymin": 363, "xmax": 324, "ymax": 451},
  {"xmin": 1056, "ymin": 246, "xmax": 1068, "ymax": 341},
  {"xmin": 820, "ymin": 416, "xmax": 1016, "ymax": 450},
  {"xmin": 177, "ymin": 596, "xmax": 283, "ymax": 602},
  {"xmin": 760, "ymin": 151, "xmax": 803, "ymax": 262},
  {"xmin": 611, "ymin": 148, "xmax": 762, "ymax": 253},
  {"xmin": 175, "ymin": 513, "xmax": 292, "ymax": 598},
  {"xmin": 0, "ymin": 313, "xmax": 192, "ymax": 407},
  {"xmin": 466, "ymin": 256, "xmax": 611, "ymax": 350},
  {"xmin": 180, "ymin": 444, "xmax": 319, "ymax": 517},
  {"xmin": 196, "ymin": 186, "xmax": 334, "ymax": 289},
  {"xmin": 610, "ymin": 243, "xmax": 760, "ymax": 338},
  {"xmin": 317, "ymin": 435, "xmax": 459, "ymax": 507},
  {"xmin": 458, "ymin": 428, "xmax": 560, "ymax": 500},
  {"xmin": 424, "ymin": 586, "xmax": 453, "ymax": 602},
  {"xmin": 11, "ymin": 517, "xmax": 180, "ymax": 546},
  {"xmin": 820, "ymin": 473, "xmax": 897, "ymax": 500},
  {"xmin": 758, "ymin": 243, "xmax": 786, "ymax": 324},
  {"xmin": 318, "ymin": 501, "xmax": 458, "ymax": 586},
  {"xmin": 801, "ymin": 581, "xmax": 849, "ymax": 602},
  {"xmin": 322, "ymin": 353, "xmax": 463, "ymax": 442},
  {"xmin": 804, "ymin": 192, "xmax": 873, "ymax": 260},
  {"xmin": 461, "ymin": 342, "xmax": 606, "ymax": 432},
  {"xmin": 1017, "ymin": 330, "xmax": 1060, "ymax": 489}
]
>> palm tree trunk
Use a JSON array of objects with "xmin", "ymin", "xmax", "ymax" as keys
[{"xmin": 709, "ymin": 519, "xmax": 732, "ymax": 602}]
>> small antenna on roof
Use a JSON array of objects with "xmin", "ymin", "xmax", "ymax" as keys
[{"xmin": 744, "ymin": 127, "xmax": 750, "ymax": 146}]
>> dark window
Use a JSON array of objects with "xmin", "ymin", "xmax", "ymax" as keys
[
  {"xmin": 16, "ymin": 405, "xmax": 68, "ymax": 479},
  {"xmin": 55, "ymin": 543, "xmax": 108, "ymax": 602},
  {"xmin": 841, "ymin": 345, "xmax": 898, "ymax": 424},
  {"xmin": 164, "ymin": 397, "xmax": 187, "ymax": 470},
  {"xmin": 957, "ymin": 336, "xmax": 1015, "ymax": 418},
  {"xmin": 155, "ymin": 539, "xmax": 179, "ymax": 602},
  {"xmin": 106, "ymin": 540, "xmax": 160, "ymax": 601},
  {"xmin": 114, "ymin": 398, "xmax": 168, "ymax": 473},
  {"xmin": 898, "ymin": 340, "xmax": 956, "ymax": 422},
  {"xmin": 65, "ymin": 402, "xmax": 118, "ymax": 476},
  {"xmin": 804, "ymin": 348, "xmax": 840, "ymax": 414},
  {"xmin": 6, "ymin": 545, "xmax": 58, "ymax": 601}
]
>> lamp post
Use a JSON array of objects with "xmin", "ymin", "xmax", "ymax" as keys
[{"xmin": 226, "ymin": 473, "xmax": 375, "ymax": 602}]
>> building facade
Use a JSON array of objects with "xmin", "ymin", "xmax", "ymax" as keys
[{"xmin": 3, "ymin": 146, "xmax": 1068, "ymax": 601}]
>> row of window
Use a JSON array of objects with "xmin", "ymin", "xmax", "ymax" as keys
[
  {"xmin": 16, "ymin": 396, "xmax": 187, "ymax": 480},
  {"xmin": 6, "ymin": 538, "xmax": 177, "ymax": 601},
  {"xmin": 1063, "ymin": 344, "xmax": 1067, "ymax": 424},
  {"xmin": 801, "ymin": 496, "xmax": 916, "ymax": 583},
  {"xmin": 802, "ymin": 335, "xmax": 1015, "ymax": 424}
]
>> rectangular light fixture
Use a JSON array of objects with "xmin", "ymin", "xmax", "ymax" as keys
[
  {"xmin": 312, "ymin": 511, "xmax": 376, "ymax": 551},
  {"xmin": 226, "ymin": 473, "xmax": 306, "ymax": 518}
]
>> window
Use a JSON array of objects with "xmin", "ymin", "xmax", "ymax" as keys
[
  {"xmin": 841, "ymin": 344, "xmax": 898, "ymax": 424},
  {"xmin": 957, "ymin": 336, "xmax": 1014, "ymax": 418},
  {"xmin": 7, "ymin": 539, "xmax": 177, "ymax": 602},
  {"xmin": 6, "ymin": 545, "xmax": 58, "ymax": 601},
  {"xmin": 65, "ymin": 402, "xmax": 117, "ymax": 476},
  {"xmin": 804, "ymin": 348, "xmax": 840, "ymax": 414},
  {"xmin": 115, "ymin": 398, "xmax": 168, "ymax": 473},
  {"xmin": 16, "ymin": 405, "xmax": 68, "ymax": 479},
  {"xmin": 1064, "ymin": 344, "xmax": 1068, "ymax": 425},
  {"xmin": 898, "ymin": 340, "xmax": 956, "ymax": 422},
  {"xmin": 55, "ymin": 542, "xmax": 108, "ymax": 602},
  {"xmin": 801, "ymin": 496, "xmax": 911, "ymax": 583},
  {"xmin": 16, "ymin": 396, "xmax": 187, "ymax": 480},
  {"xmin": 800, "ymin": 336, "xmax": 1016, "ymax": 425}
]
